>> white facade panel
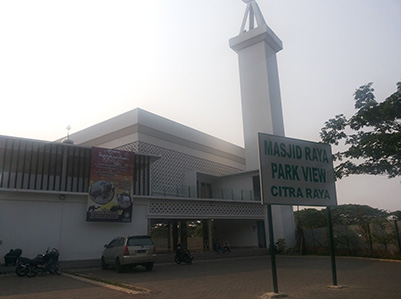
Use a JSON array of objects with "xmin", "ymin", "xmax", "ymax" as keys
[
  {"xmin": 0, "ymin": 191, "xmax": 265, "ymax": 261},
  {"xmin": 0, "ymin": 192, "xmax": 149, "ymax": 261},
  {"xmin": 65, "ymin": 108, "xmax": 245, "ymax": 171}
]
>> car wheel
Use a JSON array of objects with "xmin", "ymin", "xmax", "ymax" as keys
[
  {"xmin": 101, "ymin": 257, "xmax": 107, "ymax": 270},
  {"xmin": 115, "ymin": 258, "xmax": 123, "ymax": 273},
  {"xmin": 145, "ymin": 262, "xmax": 153, "ymax": 271}
]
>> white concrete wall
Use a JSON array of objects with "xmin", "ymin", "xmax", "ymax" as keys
[
  {"xmin": 212, "ymin": 172, "xmax": 257, "ymax": 201},
  {"xmin": 0, "ymin": 192, "xmax": 149, "ymax": 261},
  {"xmin": 266, "ymin": 205, "xmax": 296, "ymax": 248},
  {"xmin": 232, "ymin": 36, "xmax": 285, "ymax": 171}
]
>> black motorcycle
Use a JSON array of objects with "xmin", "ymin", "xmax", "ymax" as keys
[
  {"xmin": 174, "ymin": 247, "xmax": 193, "ymax": 265},
  {"xmin": 4, "ymin": 248, "xmax": 22, "ymax": 266},
  {"xmin": 16, "ymin": 248, "xmax": 60, "ymax": 277}
]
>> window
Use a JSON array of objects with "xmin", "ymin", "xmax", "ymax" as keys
[
  {"xmin": 108, "ymin": 239, "xmax": 119, "ymax": 248},
  {"xmin": 127, "ymin": 236, "xmax": 154, "ymax": 246},
  {"xmin": 252, "ymin": 175, "xmax": 261, "ymax": 201},
  {"xmin": 198, "ymin": 181, "xmax": 212, "ymax": 198}
]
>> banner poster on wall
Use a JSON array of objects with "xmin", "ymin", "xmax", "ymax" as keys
[{"xmin": 86, "ymin": 147, "xmax": 135, "ymax": 222}]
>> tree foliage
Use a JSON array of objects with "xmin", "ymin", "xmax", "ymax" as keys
[
  {"xmin": 294, "ymin": 208, "xmax": 327, "ymax": 229},
  {"xmin": 390, "ymin": 210, "xmax": 401, "ymax": 220},
  {"xmin": 320, "ymin": 82, "xmax": 401, "ymax": 179},
  {"xmin": 330, "ymin": 204, "xmax": 388, "ymax": 225},
  {"xmin": 295, "ymin": 204, "xmax": 389, "ymax": 229}
]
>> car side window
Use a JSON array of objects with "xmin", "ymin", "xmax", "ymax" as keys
[
  {"xmin": 116, "ymin": 238, "xmax": 125, "ymax": 247},
  {"xmin": 108, "ymin": 239, "xmax": 119, "ymax": 248}
]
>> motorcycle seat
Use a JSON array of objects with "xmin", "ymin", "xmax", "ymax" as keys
[{"xmin": 19, "ymin": 256, "xmax": 45, "ymax": 265}]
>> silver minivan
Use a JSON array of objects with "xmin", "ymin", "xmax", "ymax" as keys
[{"xmin": 101, "ymin": 235, "xmax": 156, "ymax": 272}]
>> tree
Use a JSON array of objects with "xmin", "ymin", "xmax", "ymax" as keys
[
  {"xmin": 294, "ymin": 204, "xmax": 388, "ymax": 229},
  {"xmin": 334, "ymin": 225, "xmax": 357, "ymax": 256},
  {"xmin": 371, "ymin": 218, "xmax": 395, "ymax": 256},
  {"xmin": 294, "ymin": 208, "xmax": 327, "ymax": 229},
  {"xmin": 320, "ymin": 82, "xmax": 401, "ymax": 179},
  {"xmin": 389, "ymin": 210, "xmax": 401, "ymax": 220},
  {"xmin": 329, "ymin": 204, "xmax": 388, "ymax": 226}
]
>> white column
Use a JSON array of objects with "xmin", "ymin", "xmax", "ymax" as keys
[
  {"xmin": 230, "ymin": 2, "xmax": 294, "ymax": 246},
  {"xmin": 208, "ymin": 219, "xmax": 213, "ymax": 251},
  {"xmin": 230, "ymin": 23, "xmax": 285, "ymax": 170}
]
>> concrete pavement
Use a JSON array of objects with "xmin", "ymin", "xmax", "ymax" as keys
[
  {"xmin": 68, "ymin": 255, "xmax": 401, "ymax": 299},
  {"xmin": 1, "ymin": 251, "xmax": 401, "ymax": 298}
]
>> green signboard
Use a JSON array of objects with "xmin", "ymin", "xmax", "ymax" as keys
[{"xmin": 258, "ymin": 133, "xmax": 337, "ymax": 206}]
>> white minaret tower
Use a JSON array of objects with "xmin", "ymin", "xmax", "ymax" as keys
[
  {"xmin": 230, "ymin": 0, "xmax": 285, "ymax": 171},
  {"xmin": 230, "ymin": 0, "xmax": 294, "ymax": 245}
]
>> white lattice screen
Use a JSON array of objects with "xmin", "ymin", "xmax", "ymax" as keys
[
  {"xmin": 118, "ymin": 141, "xmax": 242, "ymax": 196},
  {"xmin": 148, "ymin": 199, "xmax": 264, "ymax": 218}
]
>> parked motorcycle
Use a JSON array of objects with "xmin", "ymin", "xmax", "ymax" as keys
[
  {"xmin": 16, "ymin": 248, "xmax": 60, "ymax": 277},
  {"xmin": 174, "ymin": 247, "xmax": 193, "ymax": 265},
  {"xmin": 4, "ymin": 248, "xmax": 22, "ymax": 266}
]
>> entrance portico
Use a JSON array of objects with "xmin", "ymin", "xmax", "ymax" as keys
[{"xmin": 147, "ymin": 197, "xmax": 266, "ymax": 252}]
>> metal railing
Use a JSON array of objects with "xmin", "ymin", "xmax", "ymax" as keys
[{"xmin": 151, "ymin": 185, "xmax": 259, "ymax": 201}]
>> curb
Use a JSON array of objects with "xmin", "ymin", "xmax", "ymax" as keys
[{"xmin": 62, "ymin": 272, "xmax": 151, "ymax": 295}]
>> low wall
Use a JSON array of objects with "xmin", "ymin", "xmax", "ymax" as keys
[{"xmin": 0, "ymin": 191, "xmax": 148, "ymax": 261}]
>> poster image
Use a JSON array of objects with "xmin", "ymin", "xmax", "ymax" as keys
[{"xmin": 86, "ymin": 147, "xmax": 135, "ymax": 222}]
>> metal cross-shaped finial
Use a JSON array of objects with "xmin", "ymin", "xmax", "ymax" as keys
[{"xmin": 66, "ymin": 125, "xmax": 71, "ymax": 138}]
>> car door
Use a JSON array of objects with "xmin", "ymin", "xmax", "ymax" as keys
[{"xmin": 103, "ymin": 239, "xmax": 119, "ymax": 264}]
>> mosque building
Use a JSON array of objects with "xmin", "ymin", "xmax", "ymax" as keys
[{"xmin": 0, "ymin": 1, "xmax": 294, "ymax": 261}]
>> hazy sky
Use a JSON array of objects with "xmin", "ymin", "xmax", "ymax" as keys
[{"xmin": 1, "ymin": 1, "xmax": 400, "ymax": 211}]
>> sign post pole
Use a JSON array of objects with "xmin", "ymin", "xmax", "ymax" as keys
[
  {"xmin": 327, "ymin": 206, "xmax": 338, "ymax": 286},
  {"xmin": 258, "ymin": 132, "xmax": 339, "ymax": 292},
  {"xmin": 267, "ymin": 204, "xmax": 279, "ymax": 293}
]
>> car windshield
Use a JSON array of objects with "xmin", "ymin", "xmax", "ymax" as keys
[{"xmin": 127, "ymin": 236, "xmax": 153, "ymax": 246}]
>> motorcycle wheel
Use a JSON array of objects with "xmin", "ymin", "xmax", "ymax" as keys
[
  {"xmin": 16, "ymin": 265, "xmax": 27, "ymax": 277},
  {"xmin": 54, "ymin": 264, "xmax": 61, "ymax": 275},
  {"xmin": 174, "ymin": 256, "xmax": 181, "ymax": 264},
  {"xmin": 49, "ymin": 263, "xmax": 61, "ymax": 275},
  {"xmin": 49, "ymin": 264, "xmax": 55, "ymax": 274},
  {"xmin": 186, "ymin": 258, "xmax": 192, "ymax": 265},
  {"xmin": 26, "ymin": 267, "xmax": 37, "ymax": 278}
]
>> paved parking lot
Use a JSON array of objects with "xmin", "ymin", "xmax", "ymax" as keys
[
  {"xmin": 0, "ymin": 273, "xmax": 133, "ymax": 299},
  {"xmin": 1, "ymin": 255, "xmax": 401, "ymax": 298}
]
